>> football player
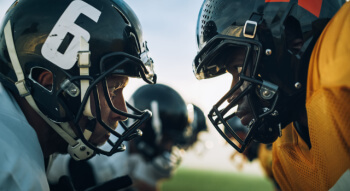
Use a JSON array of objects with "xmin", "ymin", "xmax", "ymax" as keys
[
  {"xmin": 192, "ymin": 0, "xmax": 349, "ymax": 190},
  {"xmin": 125, "ymin": 84, "xmax": 191, "ymax": 191},
  {"xmin": 47, "ymin": 84, "xmax": 207, "ymax": 191},
  {"xmin": 0, "ymin": 0, "xmax": 156, "ymax": 190}
]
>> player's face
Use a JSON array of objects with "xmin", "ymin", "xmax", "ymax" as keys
[
  {"xmin": 79, "ymin": 75, "xmax": 129, "ymax": 146},
  {"xmin": 226, "ymin": 48, "xmax": 255, "ymax": 126}
]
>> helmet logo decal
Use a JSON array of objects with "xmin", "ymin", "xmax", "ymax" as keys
[
  {"xmin": 266, "ymin": 0, "xmax": 322, "ymax": 17},
  {"xmin": 41, "ymin": 0, "xmax": 101, "ymax": 70},
  {"xmin": 298, "ymin": 0, "xmax": 322, "ymax": 17},
  {"xmin": 151, "ymin": 100, "xmax": 162, "ymax": 144}
]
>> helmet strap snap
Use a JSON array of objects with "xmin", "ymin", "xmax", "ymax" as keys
[{"xmin": 243, "ymin": 13, "xmax": 262, "ymax": 39}]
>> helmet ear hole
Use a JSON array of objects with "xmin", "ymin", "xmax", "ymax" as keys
[{"xmin": 30, "ymin": 67, "xmax": 53, "ymax": 91}]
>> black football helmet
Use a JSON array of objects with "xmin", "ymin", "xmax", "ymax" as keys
[
  {"xmin": 0, "ymin": 0, "xmax": 156, "ymax": 160},
  {"xmin": 193, "ymin": 0, "xmax": 344, "ymax": 152},
  {"xmin": 128, "ymin": 84, "xmax": 190, "ymax": 161},
  {"xmin": 184, "ymin": 104, "xmax": 208, "ymax": 148}
]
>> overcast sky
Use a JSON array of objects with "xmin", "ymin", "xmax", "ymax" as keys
[{"xmin": 0, "ymin": 0, "xmax": 261, "ymax": 174}]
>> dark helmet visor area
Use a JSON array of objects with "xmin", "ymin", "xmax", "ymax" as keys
[
  {"xmin": 195, "ymin": 35, "xmax": 281, "ymax": 153},
  {"xmin": 59, "ymin": 52, "xmax": 156, "ymax": 156}
]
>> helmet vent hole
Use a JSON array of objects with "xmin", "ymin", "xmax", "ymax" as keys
[
  {"xmin": 29, "ymin": 67, "xmax": 53, "ymax": 91},
  {"xmin": 199, "ymin": 0, "xmax": 223, "ymax": 36}
]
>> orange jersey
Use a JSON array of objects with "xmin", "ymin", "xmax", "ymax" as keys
[
  {"xmin": 258, "ymin": 144, "xmax": 274, "ymax": 180},
  {"xmin": 272, "ymin": 2, "xmax": 350, "ymax": 191}
]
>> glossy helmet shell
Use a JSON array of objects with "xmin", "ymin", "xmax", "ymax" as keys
[
  {"xmin": 196, "ymin": 0, "xmax": 343, "ymax": 99},
  {"xmin": 185, "ymin": 104, "xmax": 208, "ymax": 147},
  {"xmin": 192, "ymin": 104, "xmax": 208, "ymax": 134},
  {"xmin": 193, "ymin": 0, "xmax": 344, "ymax": 151},
  {"xmin": 0, "ymin": 0, "xmax": 147, "ymax": 122},
  {"xmin": 129, "ymin": 84, "xmax": 189, "ymax": 160}
]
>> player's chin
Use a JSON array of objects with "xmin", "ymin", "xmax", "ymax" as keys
[
  {"xmin": 90, "ymin": 122, "xmax": 117, "ymax": 145},
  {"xmin": 91, "ymin": 133, "xmax": 111, "ymax": 147}
]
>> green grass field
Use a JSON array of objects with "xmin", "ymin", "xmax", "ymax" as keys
[{"xmin": 160, "ymin": 168, "xmax": 275, "ymax": 191}]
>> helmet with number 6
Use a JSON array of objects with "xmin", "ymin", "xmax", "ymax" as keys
[{"xmin": 0, "ymin": 0, "xmax": 156, "ymax": 160}]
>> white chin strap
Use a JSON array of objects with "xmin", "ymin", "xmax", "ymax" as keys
[
  {"xmin": 4, "ymin": 20, "xmax": 94, "ymax": 161},
  {"xmin": 78, "ymin": 37, "xmax": 94, "ymax": 119}
]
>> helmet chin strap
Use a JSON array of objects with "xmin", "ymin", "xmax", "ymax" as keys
[
  {"xmin": 77, "ymin": 36, "xmax": 95, "ymax": 138},
  {"xmin": 78, "ymin": 37, "xmax": 94, "ymax": 119},
  {"xmin": 65, "ymin": 37, "xmax": 99, "ymax": 161},
  {"xmin": 4, "ymin": 20, "xmax": 94, "ymax": 161}
]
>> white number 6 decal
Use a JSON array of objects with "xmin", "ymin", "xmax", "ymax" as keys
[{"xmin": 41, "ymin": 0, "xmax": 101, "ymax": 70}]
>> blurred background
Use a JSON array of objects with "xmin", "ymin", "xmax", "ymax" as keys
[{"xmin": 0, "ymin": 0, "xmax": 274, "ymax": 190}]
